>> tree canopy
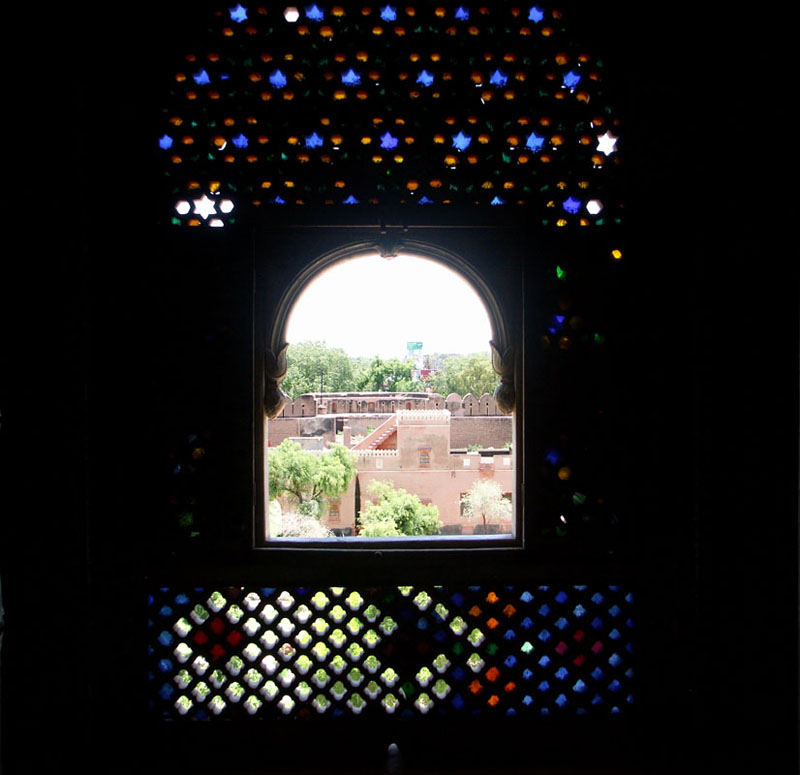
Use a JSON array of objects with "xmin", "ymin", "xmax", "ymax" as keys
[
  {"xmin": 281, "ymin": 341, "xmax": 356, "ymax": 398},
  {"xmin": 268, "ymin": 439, "xmax": 357, "ymax": 512},
  {"xmin": 355, "ymin": 356, "xmax": 415, "ymax": 392},
  {"xmin": 460, "ymin": 479, "xmax": 512, "ymax": 529},
  {"xmin": 358, "ymin": 480, "xmax": 441, "ymax": 537},
  {"xmin": 423, "ymin": 352, "xmax": 499, "ymax": 398}
]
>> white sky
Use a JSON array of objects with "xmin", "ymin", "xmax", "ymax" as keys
[{"xmin": 286, "ymin": 253, "xmax": 493, "ymax": 359}]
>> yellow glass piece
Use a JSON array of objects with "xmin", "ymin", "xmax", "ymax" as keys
[{"xmin": 611, "ymin": 249, "xmax": 623, "ymax": 261}]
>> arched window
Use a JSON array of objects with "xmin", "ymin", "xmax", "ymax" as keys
[{"xmin": 259, "ymin": 248, "xmax": 518, "ymax": 545}]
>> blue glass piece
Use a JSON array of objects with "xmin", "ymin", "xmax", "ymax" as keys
[
  {"xmin": 272, "ymin": 196, "xmax": 286, "ymax": 204},
  {"xmin": 269, "ymin": 69, "xmax": 287, "ymax": 89},
  {"xmin": 305, "ymin": 4, "xmax": 325, "ymax": 21},
  {"xmin": 174, "ymin": 593, "xmax": 189, "ymax": 604},
  {"xmin": 380, "ymin": 132, "xmax": 399, "ymax": 150},
  {"xmin": 576, "ymin": 707, "xmax": 587, "ymax": 715},
  {"xmin": 229, "ymin": 3, "xmax": 248, "ymax": 22},
  {"xmin": 625, "ymin": 668, "xmax": 634, "ymax": 679},
  {"xmin": 418, "ymin": 196, "xmax": 434, "ymax": 204},
  {"xmin": 608, "ymin": 605, "xmax": 621, "ymax": 617},
  {"xmin": 451, "ymin": 666, "xmax": 466, "ymax": 681},
  {"xmin": 454, "ymin": 6, "xmax": 470, "ymax": 20},
  {"xmin": 158, "ymin": 134, "xmax": 173, "ymax": 150},
  {"xmin": 522, "ymin": 695, "xmax": 533, "ymax": 706},
  {"xmin": 528, "ymin": 6, "xmax": 545, "ymax": 22},
  {"xmin": 232, "ymin": 133, "xmax": 249, "ymax": 149},
  {"xmin": 489, "ymin": 69, "xmax": 508, "ymax": 88},
  {"xmin": 591, "ymin": 592, "xmax": 605, "ymax": 604},
  {"xmin": 450, "ymin": 592, "xmax": 465, "ymax": 606},
  {"xmin": 537, "ymin": 655, "xmax": 550, "ymax": 668},
  {"xmin": 540, "ymin": 706, "xmax": 550, "ymax": 716},
  {"xmin": 591, "ymin": 616, "xmax": 603, "ymax": 630},
  {"xmin": 505, "ymin": 707, "xmax": 516, "ymax": 717},
  {"xmin": 537, "ymin": 629, "xmax": 551, "ymax": 643},
  {"xmin": 417, "ymin": 616, "xmax": 429, "ymax": 629},
  {"xmin": 520, "ymin": 617, "xmax": 533, "ymax": 630},
  {"xmin": 520, "ymin": 590, "xmax": 534, "ymax": 603},
  {"xmin": 555, "ymin": 693, "xmax": 568, "ymax": 708},
  {"xmin": 573, "ymin": 605, "xmax": 586, "ymax": 618},
  {"xmin": 522, "ymin": 668, "xmax": 533, "ymax": 681},
  {"xmin": 572, "ymin": 679, "xmax": 587, "ymax": 694},
  {"xmin": 554, "ymin": 617, "xmax": 568, "ymax": 630},
  {"xmin": 538, "ymin": 604, "xmax": 550, "ymax": 617},
  {"xmin": 537, "ymin": 680, "xmax": 550, "ymax": 693},
  {"xmin": 158, "ymin": 659, "xmax": 173, "ymax": 673},
  {"xmin": 554, "ymin": 667, "xmax": 569, "ymax": 681},
  {"xmin": 450, "ymin": 693, "xmax": 465, "ymax": 710},
  {"xmin": 490, "ymin": 196, "xmax": 505, "ymax": 206},
  {"xmin": 451, "ymin": 131, "xmax": 472, "ymax": 151},
  {"xmin": 608, "ymin": 679, "xmax": 621, "ymax": 693},
  {"xmin": 591, "ymin": 667, "xmax": 604, "ymax": 681},
  {"xmin": 563, "ymin": 70, "xmax": 582, "ymax": 89},
  {"xmin": 554, "ymin": 591, "xmax": 568, "ymax": 604},
  {"xmin": 609, "ymin": 628, "xmax": 621, "ymax": 640},
  {"xmin": 608, "ymin": 653, "xmax": 622, "ymax": 668},
  {"xmin": 158, "ymin": 631, "xmax": 174, "ymax": 647},
  {"xmin": 504, "ymin": 655, "xmax": 517, "ymax": 668},
  {"xmin": 343, "ymin": 195, "xmax": 359, "ymax": 205},
  {"xmin": 433, "ymin": 628, "xmax": 447, "ymax": 642},
  {"xmin": 626, "ymin": 618, "xmax": 634, "ymax": 629},
  {"xmin": 544, "ymin": 449, "xmax": 561, "ymax": 465},
  {"xmin": 159, "ymin": 683, "xmax": 175, "ymax": 700},
  {"xmin": 625, "ymin": 592, "xmax": 634, "ymax": 604},
  {"xmin": 193, "ymin": 69, "xmax": 211, "ymax": 85},
  {"xmin": 416, "ymin": 70, "xmax": 434, "ymax": 87},
  {"xmin": 503, "ymin": 629, "xmax": 515, "ymax": 641},
  {"xmin": 304, "ymin": 131, "xmax": 324, "ymax": 148},
  {"xmin": 380, "ymin": 5, "xmax": 397, "ymax": 21},
  {"xmin": 591, "ymin": 693, "xmax": 603, "ymax": 705},
  {"xmin": 341, "ymin": 68, "xmax": 361, "ymax": 86},
  {"xmin": 563, "ymin": 196, "xmax": 581, "ymax": 214},
  {"xmin": 525, "ymin": 132, "xmax": 544, "ymax": 152},
  {"xmin": 609, "ymin": 585, "xmax": 620, "ymax": 592},
  {"xmin": 159, "ymin": 605, "xmax": 173, "ymax": 617}
]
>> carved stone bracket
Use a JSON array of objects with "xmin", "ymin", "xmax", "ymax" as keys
[
  {"xmin": 490, "ymin": 340, "xmax": 515, "ymax": 415},
  {"xmin": 264, "ymin": 343, "xmax": 290, "ymax": 419}
]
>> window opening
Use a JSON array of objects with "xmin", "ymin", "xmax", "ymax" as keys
[{"xmin": 264, "ymin": 252, "xmax": 516, "ymax": 543}]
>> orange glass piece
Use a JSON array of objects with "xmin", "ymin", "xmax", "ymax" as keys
[
  {"xmin": 487, "ymin": 694, "xmax": 500, "ymax": 707},
  {"xmin": 468, "ymin": 605, "xmax": 482, "ymax": 617},
  {"xmin": 468, "ymin": 680, "xmax": 483, "ymax": 695},
  {"xmin": 503, "ymin": 604, "xmax": 516, "ymax": 617},
  {"xmin": 485, "ymin": 667, "xmax": 500, "ymax": 682}
]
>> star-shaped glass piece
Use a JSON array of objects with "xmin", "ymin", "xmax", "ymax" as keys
[
  {"xmin": 341, "ymin": 68, "xmax": 361, "ymax": 86},
  {"xmin": 158, "ymin": 134, "xmax": 173, "ymax": 150},
  {"xmin": 452, "ymin": 131, "xmax": 472, "ymax": 151},
  {"xmin": 304, "ymin": 132, "xmax": 324, "ymax": 149},
  {"xmin": 269, "ymin": 69, "xmax": 287, "ymax": 89},
  {"xmin": 232, "ymin": 133, "xmax": 249, "ymax": 149},
  {"xmin": 562, "ymin": 70, "xmax": 581, "ymax": 90},
  {"xmin": 229, "ymin": 4, "xmax": 248, "ymax": 23},
  {"xmin": 193, "ymin": 69, "xmax": 211, "ymax": 85},
  {"xmin": 380, "ymin": 132, "xmax": 399, "ymax": 150},
  {"xmin": 596, "ymin": 131, "xmax": 618, "ymax": 156},
  {"xmin": 416, "ymin": 70, "xmax": 434, "ymax": 87},
  {"xmin": 305, "ymin": 4, "xmax": 324, "ymax": 22},
  {"xmin": 455, "ymin": 6, "xmax": 470, "ymax": 20},
  {"xmin": 525, "ymin": 132, "xmax": 545, "ymax": 152},
  {"xmin": 193, "ymin": 195, "xmax": 217, "ymax": 220},
  {"xmin": 562, "ymin": 196, "xmax": 581, "ymax": 214},
  {"xmin": 489, "ymin": 69, "xmax": 508, "ymax": 88},
  {"xmin": 380, "ymin": 5, "xmax": 397, "ymax": 21},
  {"xmin": 528, "ymin": 6, "xmax": 544, "ymax": 22}
]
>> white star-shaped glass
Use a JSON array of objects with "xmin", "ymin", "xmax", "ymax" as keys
[
  {"xmin": 193, "ymin": 194, "xmax": 217, "ymax": 220},
  {"xmin": 596, "ymin": 131, "xmax": 618, "ymax": 156}
]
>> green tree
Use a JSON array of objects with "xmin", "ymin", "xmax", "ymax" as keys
[
  {"xmin": 460, "ymin": 479, "xmax": 512, "ymax": 530},
  {"xmin": 268, "ymin": 439, "xmax": 357, "ymax": 513},
  {"xmin": 356, "ymin": 356, "xmax": 415, "ymax": 392},
  {"xmin": 423, "ymin": 352, "xmax": 498, "ymax": 397},
  {"xmin": 358, "ymin": 480, "xmax": 441, "ymax": 536},
  {"xmin": 282, "ymin": 341, "xmax": 356, "ymax": 398}
]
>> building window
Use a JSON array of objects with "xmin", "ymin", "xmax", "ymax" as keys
[{"xmin": 260, "ymin": 249, "xmax": 517, "ymax": 547}]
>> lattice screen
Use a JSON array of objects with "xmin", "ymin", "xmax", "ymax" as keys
[{"xmin": 148, "ymin": 584, "xmax": 633, "ymax": 720}]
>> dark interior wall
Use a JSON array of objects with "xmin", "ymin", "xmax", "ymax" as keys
[{"xmin": 1, "ymin": 4, "xmax": 796, "ymax": 773}]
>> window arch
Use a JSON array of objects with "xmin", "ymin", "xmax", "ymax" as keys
[{"xmin": 259, "ymin": 240, "xmax": 520, "ymax": 544}]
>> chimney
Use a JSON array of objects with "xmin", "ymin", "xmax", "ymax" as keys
[{"xmin": 343, "ymin": 425, "xmax": 352, "ymax": 447}]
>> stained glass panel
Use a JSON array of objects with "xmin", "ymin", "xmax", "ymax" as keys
[
  {"xmin": 158, "ymin": 3, "xmax": 622, "ymax": 225},
  {"xmin": 148, "ymin": 584, "xmax": 634, "ymax": 720}
]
